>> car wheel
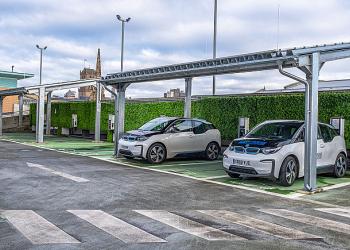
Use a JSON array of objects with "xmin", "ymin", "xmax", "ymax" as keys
[
  {"xmin": 279, "ymin": 156, "xmax": 298, "ymax": 186},
  {"xmin": 205, "ymin": 142, "xmax": 220, "ymax": 160},
  {"xmin": 225, "ymin": 171, "xmax": 240, "ymax": 178},
  {"xmin": 146, "ymin": 143, "xmax": 166, "ymax": 164},
  {"xmin": 334, "ymin": 153, "xmax": 347, "ymax": 178}
]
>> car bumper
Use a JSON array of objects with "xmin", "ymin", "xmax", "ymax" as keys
[
  {"xmin": 118, "ymin": 140, "xmax": 145, "ymax": 158},
  {"xmin": 223, "ymin": 151, "xmax": 277, "ymax": 178}
]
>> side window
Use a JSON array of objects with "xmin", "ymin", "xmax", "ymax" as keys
[
  {"xmin": 320, "ymin": 124, "xmax": 333, "ymax": 143},
  {"xmin": 193, "ymin": 121, "xmax": 207, "ymax": 134},
  {"xmin": 171, "ymin": 120, "xmax": 193, "ymax": 133},
  {"xmin": 296, "ymin": 128, "xmax": 305, "ymax": 142}
]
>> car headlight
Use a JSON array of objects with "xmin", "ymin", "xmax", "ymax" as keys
[
  {"xmin": 261, "ymin": 146, "xmax": 282, "ymax": 155},
  {"xmin": 136, "ymin": 136, "xmax": 148, "ymax": 141},
  {"xmin": 223, "ymin": 153, "xmax": 228, "ymax": 159}
]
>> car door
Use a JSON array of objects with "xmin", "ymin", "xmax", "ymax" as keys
[
  {"xmin": 319, "ymin": 124, "xmax": 337, "ymax": 166},
  {"xmin": 317, "ymin": 125, "xmax": 329, "ymax": 167},
  {"xmin": 166, "ymin": 119, "xmax": 195, "ymax": 154},
  {"xmin": 192, "ymin": 120, "xmax": 210, "ymax": 151}
]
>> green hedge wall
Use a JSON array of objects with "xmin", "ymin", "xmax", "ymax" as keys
[{"xmin": 30, "ymin": 92, "xmax": 350, "ymax": 147}]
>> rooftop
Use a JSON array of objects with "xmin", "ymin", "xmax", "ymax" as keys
[{"xmin": 0, "ymin": 70, "xmax": 34, "ymax": 80}]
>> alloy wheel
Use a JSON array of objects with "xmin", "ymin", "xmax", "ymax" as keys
[
  {"xmin": 335, "ymin": 154, "xmax": 347, "ymax": 177},
  {"xmin": 285, "ymin": 160, "xmax": 296, "ymax": 185},
  {"xmin": 207, "ymin": 144, "xmax": 219, "ymax": 160},
  {"xmin": 150, "ymin": 145, "xmax": 165, "ymax": 163}
]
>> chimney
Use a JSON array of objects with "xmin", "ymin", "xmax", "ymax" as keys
[{"xmin": 96, "ymin": 48, "xmax": 101, "ymax": 78}]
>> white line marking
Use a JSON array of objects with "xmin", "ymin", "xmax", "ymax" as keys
[
  {"xmin": 203, "ymin": 175, "xmax": 228, "ymax": 180},
  {"xmin": 261, "ymin": 209, "xmax": 350, "ymax": 234},
  {"xmin": 150, "ymin": 161, "xmax": 222, "ymax": 168},
  {"xmin": 1, "ymin": 210, "xmax": 79, "ymax": 244},
  {"xmin": 26, "ymin": 162, "xmax": 89, "ymax": 183},
  {"xmin": 322, "ymin": 182, "xmax": 350, "ymax": 191},
  {"xmin": 67, "ymin": 210, "xmax": 166, "ymax": 243},
  {"xmin": 135, "ymin": 210, "xmax": 245, "ymax": 241},
  {"xmin": 315, "ymin": 207, "xmax": 350, "ymax": 219},
  {"xmin": 197, "ymin": 210, "xmax": 321, "ymax": 240}
]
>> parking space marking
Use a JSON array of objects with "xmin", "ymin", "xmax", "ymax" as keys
[
  {"xmin": 315, "ymin": 207, "xmax": 350, "ymax": 219},
  {"xmin": 67, "ymin": 210, "xmax": 166, "ymax": 243},
  {"xmin": 1, "ymin": 210, "xmax": 79, "ymax": 244},
  {"xmin": 198, "ymin": 210, "xmax": 321, "ymax": 240},
  {"xmin": 135, "ymin": 210, "xmax": 245, "ymax": 241},
  {"xmin": 26, "ymin": 162, "xmax": 89, "ymax": 183},
  {"xmin": 203, "ymin": 175, "xmax": 228, "ymax": 180},
  {"xmin": 261, "ymin": 209, "xmax": 350, "ymax": 234},
  {"xmin": 149, "ymin": 160, "xmax": 222, "ymax": 168}
]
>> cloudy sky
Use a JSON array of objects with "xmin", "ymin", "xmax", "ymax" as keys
[{"xmin": 1, "ymin": 0, "xmax": 350, "ymax": 98}]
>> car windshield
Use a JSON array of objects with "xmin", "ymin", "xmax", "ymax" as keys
[
  {"xmin": 246, "ymin": 122, "xmax": 302, "ymax": 140},
  {"xmin": 139, "ymin": 118, "xmax": 174, "ymax": 131}
]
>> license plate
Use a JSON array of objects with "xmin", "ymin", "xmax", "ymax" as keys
[
  {"xmin": 233, "ymin": 159, "xmax": 250, "ymax": 166},
  {"xmin": 121, "ymin": 145, "xmax": 128, "ymax": 149}
]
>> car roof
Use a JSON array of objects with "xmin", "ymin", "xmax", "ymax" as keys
[{"xmin": 262, "ymin": 120, "xmax": 336, "ymax": 128}]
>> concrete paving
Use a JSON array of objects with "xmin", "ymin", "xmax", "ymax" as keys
[{"xmin": 1, "ymin": 139, "xmax": 350, "ymax": 249}]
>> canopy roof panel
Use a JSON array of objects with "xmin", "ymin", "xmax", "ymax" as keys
[{"xmin": 101, "ymin": 42, "xmax": 350, "ymax": 85}]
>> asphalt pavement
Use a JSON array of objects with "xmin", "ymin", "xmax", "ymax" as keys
[{"xmin": 1, "ymin": 140, "xmax": 350, "ymax": 250}]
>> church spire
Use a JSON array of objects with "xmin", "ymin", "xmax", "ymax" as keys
[{"xmin": 96, "ymin": 48, "xmax": 101, "ymax": 78}]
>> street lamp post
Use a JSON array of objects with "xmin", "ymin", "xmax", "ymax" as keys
[
  {"xmin": 36, "ymin": 45, "xmax": 47, "ymax": 85},
  {"xmin": 212, "ymin": 0, "xmax": 217, "ymax": 96},
  {"xmin": 116, "ymin": 15, "xmax": 131, "ymax": 72}
]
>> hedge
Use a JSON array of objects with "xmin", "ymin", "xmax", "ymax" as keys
[{"xmin": 30, "ymin": 92, "xmax": 350, "ymax": 147}]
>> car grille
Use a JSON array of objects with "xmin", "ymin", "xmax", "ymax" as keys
[
  {"xmin": 229, "ymin": 166, "xmax": 258, "ymax": 175},
  {"xmin": 232, "ymin": 146, "xmax": 260, "ymax": 155}
]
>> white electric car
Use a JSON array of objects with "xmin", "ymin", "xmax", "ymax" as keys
[
  {"xmin": 223, "ymin": 120, "xmax": 347, "ymax": 186},
  {"xmin": 118, "ymin": 117, "xmax": 221, "ymax": 163}
]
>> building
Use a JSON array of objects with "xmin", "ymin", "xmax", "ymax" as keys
[
  {"xmin": 78, "ymin": 48, "xmax": 103, "ymax": 100},
  {"xmin": 0, "ymin": 70, "xmax": 34, "ymax": 113},
  {"xmin": 64, "ymin": 90, "xmax": 77, "ymax": 100},
  {"xmin": 164, "ymin": 88, "xmax": 185, "ymax": 98}
]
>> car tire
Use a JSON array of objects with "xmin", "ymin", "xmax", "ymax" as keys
[
  {"xmin": 279, "ymin": 156, "xmax": 298, "ymax": 186},
  {"xmin": 205, "ymin": 142, "xmax": 220, "ymax": 160},
  {"xmin": 225, "ymin": 171, "xmax": 240, "ymax": 178},
  {"xmin": 146, "ymin": 143, "xmax": 166, "ymax": 164},
  {"xmin": 333, "ymin": 153, "xmax": 347, "ymax": 178}
]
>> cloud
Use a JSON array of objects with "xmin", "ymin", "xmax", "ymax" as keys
[{"xmin": 0, "ymin": 0, "xmax": 349, "ymax": 98}]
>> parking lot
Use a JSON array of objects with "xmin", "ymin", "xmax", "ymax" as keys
[
  {"xmin": 1, "ymin": 135, "xmax": 350, "ymax": 249},
  {"xmin": 2, "ymin": 133, "xmax": 350, "ymax": 198}
]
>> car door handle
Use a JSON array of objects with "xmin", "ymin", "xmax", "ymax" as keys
[
  {"xmin": 320, "ymin": 144, "xmax": 325, "ymax": 148},
  {"xmin": 189, "ymin": 134, "xmax": 195, "ymax": 138}
]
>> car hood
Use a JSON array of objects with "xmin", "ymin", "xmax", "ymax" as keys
[
  {"xmin": 124, "ymin": 130, "xmax": 162, "ymax": 137},
  {"xmin": 231, "ymin": 137, "xmax": 290, "ymax": 148}
]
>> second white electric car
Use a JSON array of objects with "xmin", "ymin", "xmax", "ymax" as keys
[
  {"xmin": 118, "ymin": 117, "xmax": 221, "ymax": 163},
  {"xmin": 223, "ymin": 120, "xmax": 347, "ymax": 186}
]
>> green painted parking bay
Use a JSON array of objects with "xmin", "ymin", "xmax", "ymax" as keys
[{"xmin": 2, "ymin": 132, "xmax": 350, "ymax": 196}]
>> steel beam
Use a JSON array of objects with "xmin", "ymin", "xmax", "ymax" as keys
[
  {"xmin": 46, "ymin": 92, "xmax": 52, "ymax": 135},
  {"xmin": 114, "ymin": 86, "xmax": 127, "ymax": 157},
  {"xmin": 184, "ymin": 78, "xmax": 192, "ymax": 118},
  {"xmin": 304, "ymin": 52, "xmax": 320, "ymax": 191},
  {"xmin": 94, "ymin": 82, "xmax": 101, "ymax": 142},
  {"xmin": 0, "ymin": 96, "xmax": 2, "ymax": 136},
  {"xmin": 18, "ymin": 94, "xmax": 24, "ymax": 129},
  {"xmin": 36, "ymin": 87, "xmax": 45, "ymax": 143}
]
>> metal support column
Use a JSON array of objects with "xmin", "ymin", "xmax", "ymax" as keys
[
  {"xmin": 304, "ymin": 52, "xmax": 320, "ymax": 192},
  {"xmin": 113, "ymin": 85, "xmax": 127, "ymax": 157},
  {"xmin": 36, "ymin": 87, "xmax": 45, "ymax": 143},
  {"xmin": 95, "ymin": 82, "xmax": 101, "ymax": 142},
  {"xmin": 184, "ymin": 77, "xmax": 192, "ymax": 118},
  {"xmin": 113, "ymin": 91, "xmax": 119, "ymax": 156},
  {"xmin": 0, "ymin": 96, "xmax": 3, "ymax": 136},
  {"xmin": 18, "ymin": 94, "xmax": 23, "ymax": 129},
  {"xmin": 46, "ymin": 92, "xmax": 52, "ymax": 135}
]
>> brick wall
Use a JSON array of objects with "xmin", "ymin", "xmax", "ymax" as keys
[{"xmin": 0, "ymin": 88, "xmax": 18, "ymax": 113}]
